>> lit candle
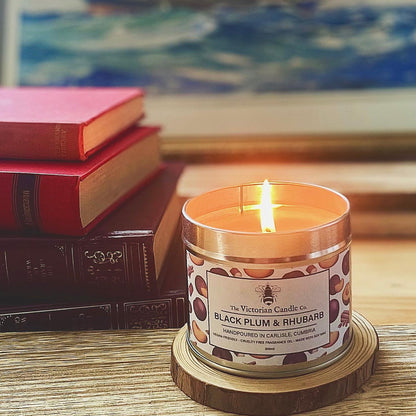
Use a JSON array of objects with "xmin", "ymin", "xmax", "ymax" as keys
[
  {"xmin": 183, "ymin": 181, "xmax": 352, "ymax": 378},
  {"xmin": 260, "ymin": 179, "xmax": 276, "ymax": 232},
  {"xmin": 196, "ymin": 197, "xmax": 338, "ymax": 233}
]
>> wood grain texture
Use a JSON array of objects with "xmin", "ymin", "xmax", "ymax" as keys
[
  {"xmin": 0, "ymin": 324, "xmax": 414, "ymax": 416},
  {"xmin": 161, "ymin": 133, "xmax": 416, "ymax": 163},
  {"xmin": 171, "ymin": 313, "xmax": 378, "ymax": 416}
]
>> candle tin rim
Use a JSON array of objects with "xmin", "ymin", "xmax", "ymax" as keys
[
  {"xmin": 184, "ymin": 240, "xmax": 351, "ymax": 265},
  {"xmin": 182, "ymin": 180, "xmax": 350, "ymax": 237},
  {"xmin": 182, "ymin": 181, "xmax": 351, "ymax": 261}
]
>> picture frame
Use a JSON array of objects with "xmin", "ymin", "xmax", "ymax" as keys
[
  {"xmin": 5, "ymin": 0, "xmax": 416, "ymax": 160},
  {"xmin": 0, "ymin": 0, "xmax": 19, "ymax": 86}
]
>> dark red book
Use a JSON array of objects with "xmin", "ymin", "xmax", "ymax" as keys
[
  {"xmin": 0, "ymin": 274, "xmax": 187, "ymax": 331},
  {"xmin": 0, "ymin": 222, "xmax": 187, "ymax": 331},
  {"xmin": 0, "ymin": 87, "xmax": 144, "ymax": 161},
  {"xmin": 0, "ymin": 125, "xmax": 161, "ymax": 236},
  {"xmin": 0, "ymin": 163, "xmax": 185, "ymax": 298}
]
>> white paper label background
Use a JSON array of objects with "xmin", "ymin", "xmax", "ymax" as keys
[{"xmin": 207, "ymin": 271, "xmax": 330, "ymax": 355}]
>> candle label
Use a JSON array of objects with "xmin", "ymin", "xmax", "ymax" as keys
[
  {"xmin": 207, "ymin": 271, "xmax": 329, "ymax": 355},
  {"xmin": 187, "ymin": 248, "xmax": 351, "ymax": 368}
]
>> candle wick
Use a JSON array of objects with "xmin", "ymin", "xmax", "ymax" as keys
[
  {"xmin": 264, "ymin": 228, "xmax": 273, "ymax": 233},
  {"xmin": 239, "ymin": 185, "xmax": 244, "ymax": 214}
]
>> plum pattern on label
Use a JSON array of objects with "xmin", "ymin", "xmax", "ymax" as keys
[{"xmin": 186, "ymin": 249, "xmax": 351, "ymax": 368}]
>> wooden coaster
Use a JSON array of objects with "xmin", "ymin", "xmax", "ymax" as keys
[{"xmin": 171, "ymin": 312, "xmax": 379, "ymax": 416}]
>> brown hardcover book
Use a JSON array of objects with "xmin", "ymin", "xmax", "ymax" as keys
[
  {"xmin": 0, "ymin": 163, "xmax": 185, "ymax": 298},
  {"xmin": 0, "ymin": 225, "xmax": 187, "ymax": 332}
]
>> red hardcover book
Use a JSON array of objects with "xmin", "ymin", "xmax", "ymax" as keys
[
  {"xmin": 0, "ymin": 125, "xmax": 161, "ymax": 236},
  {"xmin": 0, "ymin": 163, "xmax": 184, "ymax": 297},
  {"xmin": 0, "ymin": 87, "xmax": 144, "ymax": 160}
]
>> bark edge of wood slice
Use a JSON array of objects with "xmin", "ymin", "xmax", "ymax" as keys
[{"xmin": 171, "ymin": 311, "xmax": 379, "ymax": 416}]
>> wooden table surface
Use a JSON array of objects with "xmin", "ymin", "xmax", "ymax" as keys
[
  {"xmin": 2, "ymin": 163, "xmax": 416, "ymax": 415},
  {"xmin": 1, "ymin": 242, "xmax": 415, "ymax": 415}
]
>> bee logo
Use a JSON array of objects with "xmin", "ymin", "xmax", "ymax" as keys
[{"xmin": 255, "ymin": 284, "xmax": 281, "ymax": 306}]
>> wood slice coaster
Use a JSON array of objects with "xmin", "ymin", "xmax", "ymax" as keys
[{"xmin": 171, "ymin": 312, "xmax": 379, "ymax": 416}]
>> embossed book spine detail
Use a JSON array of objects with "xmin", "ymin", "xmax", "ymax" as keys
[
  {"xmin": 12, "ymin": 174, "xmax": 41, "ymax": 232},
  {"xmin": 81, "ymin": 246, "xmax": 128, "ymax": 289},
  {"xmin": 0, "ymin": 243, "xmax": 74, "ymax": 289},
  {"xmin": 0, "ymin": 298, "xmax": 186, "ymax": 332},
  {"xmin": 122, "ymin": 297, "xmax": 186, "ymax": 329},
  {"xmin": 141, "ymin": 240, "xmax": 155, "ymax": 295},
  {"xmin": 0, "ymin": 239, "xmax": 157, "ymax": 296},
  {"xmin": 0, "ymin": 304, "xmax": 115, "ymax": 332}
]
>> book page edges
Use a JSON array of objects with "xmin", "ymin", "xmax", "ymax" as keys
[
  {"xmin": 153, "ymin": 191, "xmax": 182, "ymax": 279},
  {"xmin": 82, "ymin": 96, "xmax": 144, "ymax": 155},
  {"xmin": 78, "ymin": 133, "xmax": 160, "ymax": 228}
]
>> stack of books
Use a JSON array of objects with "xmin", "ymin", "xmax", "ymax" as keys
[{"xmin": 0, "ymin": 87, "xmax": 187, "ymax": 331}]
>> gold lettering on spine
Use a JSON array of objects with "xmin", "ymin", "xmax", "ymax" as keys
[
  {"xmin": 22, "ymin": 190, "xmax": 34, "ymax": 226},
  {"xmin": 13, "ymin": 174, "xmax": 40, "ymax": 230},
  {"xmin": 54, "ymin": 124, "xmax": 67, "ymax": 159},
  {"xmin": 141, "ymin": 244, "xmax": 151, "ymax": 293}
]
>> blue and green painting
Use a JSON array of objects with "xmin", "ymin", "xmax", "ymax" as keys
[{"xmin": 19, "ymin": 0, "xmax": 416, "ymax": 94}]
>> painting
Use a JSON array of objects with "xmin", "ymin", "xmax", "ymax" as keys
[{"xmin": 14, "ymin": 0, "xmax": 416, "ymax": 137}]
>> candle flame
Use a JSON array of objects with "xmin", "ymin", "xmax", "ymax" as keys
[{"xmin": 260, "ymin": 179, "xmax": 276, "ymax": 233}]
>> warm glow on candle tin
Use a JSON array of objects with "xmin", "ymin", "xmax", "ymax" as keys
[{"xmin": 182, "ymin": 181, "xmax": 352, "ymax": 378}]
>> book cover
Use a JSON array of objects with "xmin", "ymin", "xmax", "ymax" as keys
[
  {"xmin": 0, "ymin": 162, "xmax": 185, "ymax": 298},
  {"xmin": 0, "ymin": 226, "xmax": 187, "ymax": 332},
  {"xmin": 0, "ymin": 125, "xmax": 161, "ymax": 236},
  {"xmin": 0, "ymin": 87, "xmax": 144, "ymax": 161}
]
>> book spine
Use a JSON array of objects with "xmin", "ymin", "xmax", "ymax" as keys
[
  {"xmin": 0, "ymin": 297, "xmax": 187, "ymax": 332},
  {"xmin": 120, "ymin": 296, "xmax": 187, "ymax": 329},
  {"xmin": 77, "ymin": 236, "xmax": 158, "ymax": 296},
  {"xmin": 0, "ymin": 237, "xmax": 158, "ymax": 298},
  {"xmin": 0, "ymin": 122, "xmax": 82, "ymax": 160},
  {"xmin": 0, "ymin": 303, "xmax": 117, "ymax": 332},
  {"xmin": 0, "ymin": 173, "xmax": 82, "ymax": 235}
]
